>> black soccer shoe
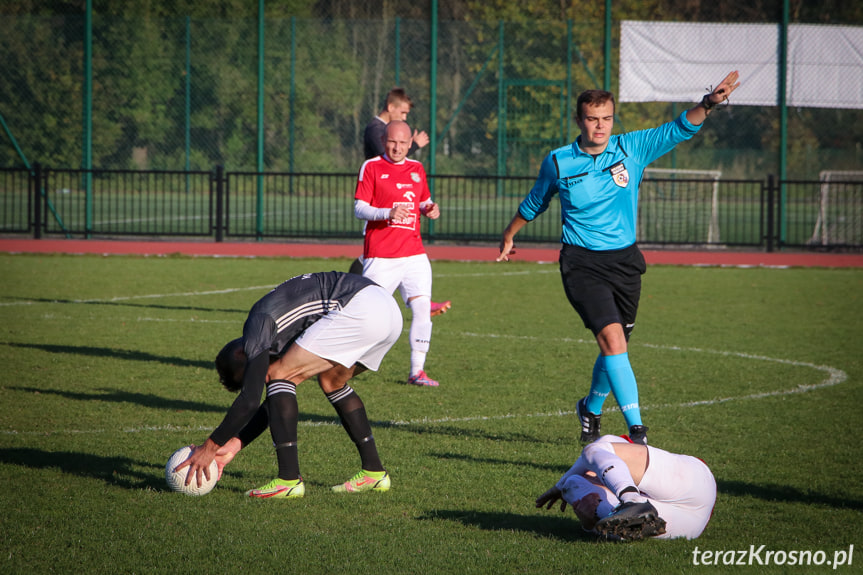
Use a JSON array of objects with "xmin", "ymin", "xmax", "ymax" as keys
[
  {"xmin": 628, "ymin": 425, "xmax": 649, "ymax": 445},
  {"xmin": 594, "ymin": 500, "xmax": 667, "ymax": 541},
  {"xmin": 576, "ymin": 397, "xmax": 601, "ymax": 443}
]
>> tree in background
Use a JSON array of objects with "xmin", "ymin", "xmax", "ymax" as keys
[{"xmin": 1, "ymin": 0, "xmax": 861, "ymax": 177}]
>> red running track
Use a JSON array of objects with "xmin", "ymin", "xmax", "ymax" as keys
[{"xmin": 1, "ymin": 238, "xmax": 862, "ymax": 268}]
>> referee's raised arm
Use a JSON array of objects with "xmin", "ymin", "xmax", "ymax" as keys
[{"xmin": 686, "ymin": 70, "xmax": 741, "ymax": 126}]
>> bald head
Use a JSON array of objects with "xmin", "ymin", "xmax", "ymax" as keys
[{"xmin": 384, "ymin": 120, "xmax": 412, "ymax": 163}]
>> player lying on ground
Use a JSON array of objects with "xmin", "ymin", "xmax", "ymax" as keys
[
  {"xmin": 174, "ymin": 271, "xmax": 402, "ymax": 498},
  {"xmin": 535, "ymin": 435, "xmax": 716, "ymax": 540}
]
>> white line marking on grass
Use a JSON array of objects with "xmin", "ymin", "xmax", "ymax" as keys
[
  {"xmin": 0, "ymin": 270, "xmax": 552, "ymax": 308},
  {"xmin": 0, "ymin": 425, "xmax": 216, "ymax": 436},
  {"xmin": 136, "ymin": 317, "xmax": 235, "ymax": 323},
  {"xmin": 2, "ymin": 336, "xmax": 846, "ymax": 437},
  {"xmin": 0, "ymin": 285, "xmax": 271, "ymax": 307},
  {"xmin": 1, "ymin": 279, "xmax": 848, "ymax": 435}
]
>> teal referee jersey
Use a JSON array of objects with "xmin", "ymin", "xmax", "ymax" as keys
[{"xmin": 518, "ymin": 111, "xmax": 702, "ymax": 251}]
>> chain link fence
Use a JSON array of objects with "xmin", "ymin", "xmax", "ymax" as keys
[
  {"xmin": 3, "ymin": 11, "xmax": 860, "ymax": 179},
  {"xmin": 1, "ymin": 7, "xmax": 861, "ymax": 250}
]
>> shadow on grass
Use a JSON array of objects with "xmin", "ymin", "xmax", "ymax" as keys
[
  {"xmin": 6, "ymin": 385, "xmax": 346, "ymax": 426},
  {"xmin": 2, "ymin": 294, "xmax": 245, "ymax": 314},
  {"xmin": 2, "ymin": 341, "xmax": 213, "ymax": 369},
  {"xmin": 371, "ymin": 421, "xmax": 546, "ymax": 444},
  {"xmin": 429, "ymin": 451, "xmax": 568, "ymax": 475},
  {"xmin": 718, "ymin": 479, "xmax": 863, "ymax": 511},
  {"xmin": 417, "ymin": 509, "xmax": 594, "ymax": 543},
  {"xmin": 430, "ymin": 456, "xmax": 863, "ymax": 513},
  {"xmin": 0, "ymin": 447, "xmax": 166, "ymax": 491},
  {"xmin": 0, "ymin": 447, "xmax": 252, "ymax": 494},
  {"xmin": 10, "ymin": 386, "xmax": 227, "ymax": 413}
]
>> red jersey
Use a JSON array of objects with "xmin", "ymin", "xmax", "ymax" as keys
[{"xmin": 355, "ymin": 156, "xmax": 430, "ymax": 259}]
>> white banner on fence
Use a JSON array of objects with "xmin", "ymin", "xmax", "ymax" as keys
[{"xmin": 619, "ymin": 21, "xmax": 863, "ymax": 109}]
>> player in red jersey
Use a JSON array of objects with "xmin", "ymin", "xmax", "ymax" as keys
[
  {"xmin": 354, "ymin": 88, "xmax": 451, "ymax": 318},
  {"xmin": 354, "ymin": 120, "xmax": 442, "ymax": 387}
]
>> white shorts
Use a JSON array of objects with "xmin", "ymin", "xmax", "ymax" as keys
[
  {"xmin": 294, "ymin": 285, "xmax": 402, "ymax": 371},
  {"xmin": 639, "ymin": 446, "xmax": 717, "ymax": 540},
  {"xmin": 560, "ymin": 438, "xmax": 716, "ymax": 540},
  {"xmin": 362, "ymin": 253, "xmax": 432, "ymax": 304}
]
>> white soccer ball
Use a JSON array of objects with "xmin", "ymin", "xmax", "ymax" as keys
[{"xmin": 165, "ymin": 445, "xmax": 219, "ymax": 496}]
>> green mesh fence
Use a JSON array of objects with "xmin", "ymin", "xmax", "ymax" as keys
[{"xmin": 1, "ymin": 12, "xmax": 861, "ymax": 180}]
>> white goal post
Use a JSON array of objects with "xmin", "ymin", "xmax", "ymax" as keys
[
  {"xmin": 642, "ymin": 168, "xmax": 723, "ymax": 244},
  {"xmin": 809, "ymin": 171, "xmax": 863, "ymax": 246}
]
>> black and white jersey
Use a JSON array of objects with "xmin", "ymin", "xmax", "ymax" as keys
[
  {"xmin": 242, "ymin": 271, "xmax": 378, "ymax": 363},
  {"xmin": 209, "ymin": 271, "xmax": 378, "ymax": 445}
]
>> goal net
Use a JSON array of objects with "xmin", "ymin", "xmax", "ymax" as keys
[
  {"xmin": 638, "ymin": 168, "xmax": 722, "ymax": 245},
  {"xmin": 809, "ymin": 171, "xmax": 863, "ymax": 246}
]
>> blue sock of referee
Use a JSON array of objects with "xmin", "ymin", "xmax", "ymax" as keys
[
  {"xmin": 586, "ymin": 353, "xmax": 611, "ymax": 414},
  {"xmin": 603, "ymin": 352, "xmax": 643, "ymax": 428}
]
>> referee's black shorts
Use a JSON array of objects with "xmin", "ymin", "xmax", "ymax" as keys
[{"xmin": 559, "ymin": 243, "xmax": 646, "ymax": 339}]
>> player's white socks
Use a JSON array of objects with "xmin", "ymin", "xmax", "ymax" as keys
[
  {"xmin": 559, "ymin": 474, "xmax": 616, "ymax": 519},
  {"xmin": 409, "ymin": 296, "xmax": 432, "ymax": 375},
  {"xmin": 581, "ymin": 440, "xmax": 647, "ymax": 504}
]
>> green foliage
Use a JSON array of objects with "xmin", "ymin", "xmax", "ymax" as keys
[
  {"xmin": 1, "ymin": 254, "xmax": 862, "ymax": 574},
  {"xmin": 1, "ymin": 2, "xmax": 862, "ymax": 178}
]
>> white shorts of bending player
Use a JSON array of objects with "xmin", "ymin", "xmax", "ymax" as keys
[
  {"xmin": 362, "ymin": 253, "xmax": 433, "ymax": 304},
  {"xmin": 295, "ymin": 284, "xmax": 402, "ymax": 372}
]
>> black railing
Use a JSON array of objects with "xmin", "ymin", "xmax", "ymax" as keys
[{"xmin": 3, "ymin": 165, "xmax": 861, "ymax": 251}]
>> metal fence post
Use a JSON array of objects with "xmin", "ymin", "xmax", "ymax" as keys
[
  {"xmin": 215, "ymin": 165, "xmax": 224, "ymax": 243},
  {"xmin": 32, "ymin": 163, "xmax": 42, "ymax": 239},
  {"xmin": 766, "ymin": 174, "xmax": 775, "ymax": 253}
]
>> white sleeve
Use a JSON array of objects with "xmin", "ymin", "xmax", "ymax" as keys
[{"xmin": 354, "ymin": 199, "xmax": 391, "ymax": 221}]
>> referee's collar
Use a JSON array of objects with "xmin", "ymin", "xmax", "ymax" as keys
[{"xmin": 573, "ymin": 135, "xmax": 616, "ymax": 158}]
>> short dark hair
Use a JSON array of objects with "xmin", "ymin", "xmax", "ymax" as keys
[
  {"xmin": 215, "ymin": 338, "xmax": 245, "ymax": 392},
  {"xmin": 384, "ymin": 87, "xmax": 413, "ymax": 110},
  {"xmin": 576, "ymin": 90, "xmax": 615, "ymax": 120}
]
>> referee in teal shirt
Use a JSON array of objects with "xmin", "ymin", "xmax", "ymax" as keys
[{"xmin": 498, "ymin": 71, "xmax": 740, "ymax": 446}]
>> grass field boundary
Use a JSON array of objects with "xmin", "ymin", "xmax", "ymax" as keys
[{"xmin": 2, "ymin": 238, "xmax": 863, "ymax": 267}]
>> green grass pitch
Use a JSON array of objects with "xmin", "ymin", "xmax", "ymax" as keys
[{"xmin": 1, "ymin": 253, "xmax": 861, "ymax": 574}]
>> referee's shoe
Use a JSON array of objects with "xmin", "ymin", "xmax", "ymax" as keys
[
  {"xmin": 628, "ymin": 425, "xmax": 649, "ymax": 445},
  {"xmin": 576, "ymin": 397, "xmax": 601, "ymax": 443}
]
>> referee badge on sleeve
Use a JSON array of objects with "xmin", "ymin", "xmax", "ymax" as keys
[{"xmin": 610, "ymin": 162, "xmax": 629, "ymax": 188}]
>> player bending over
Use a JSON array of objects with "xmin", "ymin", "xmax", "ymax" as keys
[{"xmin": 175, "ymin": 271, "xmax": 401, "ymax": 498}]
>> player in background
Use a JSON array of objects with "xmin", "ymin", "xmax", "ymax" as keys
[
  {"xmin": 363, "ymin": 87, "xmax": 429, "ymax": 161},
  {"xmin": 498, "ymin": 71, "xmax": 741, "ymax": 445},
  {"xmin": 354, "ymin": 120, "xmax": 442, "ymax": 387},
  {"xmin": 535, "ymin": 435, "xmax": 716, "ymax": 541},
  {"xmin": 175, "ymin": 271, "xmax": 402, "ymax": 498},
  {"xmin": 354, "ymin": 87, "xmax": 451, "ymax": 318}
]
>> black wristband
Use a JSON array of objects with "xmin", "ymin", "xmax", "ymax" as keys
[{"xmin": 701, "ymin": 93, "xmax": 716, "ymax": 110}]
